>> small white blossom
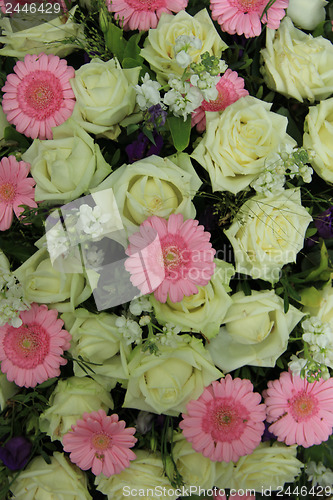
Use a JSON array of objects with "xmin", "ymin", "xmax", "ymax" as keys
[
  {"xmin": 135, "ymin": 73, "xmax": 161, "ymax": 111},
  {"xmin": 175, "ymin": 50, "xmax": 192, "ymax": 68},
  {"xmin": 306, "ymin": 461, "xmax": 333, "ymax": 487},
  {"xmin": 129, "ymin": 296, "xmax": 153, "ymax": 316},
  {"xmin": 115, "ymin": 315, "xmax": 142, "ymax": 345},
  {"xmin": 46, "ymin": 227, "xmax": 70, "ymax": 261},
  {"xmin": 251, "ymin": 170, "xmax": 285, "ymax": 197},
  {"xmin": 190, "ymin": 72, "xmax": 219, "ymax": 101},
  {"xmin": 139, "ymin": 315, "xmax": 151, "ymax": 326},
  {"xmin": 76, "ymin": 205, "xmax": 111, "ymax": 240},
  {"xmin": 299, "ymin": 164, "xmax": 313, "ymax": 183},
  {"xmin": 288, "ymin": 354, "xmax": 308, "ymax": 377},
  {"xmin": 83, "ymin": 244, "xmax": 104, "ymax": 270},
  {"xmin": 164, "ymin": 82, "xmax": 203, "ymax": 120},
  {"xmin": 174, "ymin": 35, "xmax": 202, "ymax": 65},
  {"xmin": 302, "ymin": 316, "xmax": 333, "ymax": 349},
  {"xmin": 0, "ymin": 270, "xmax": 30, "ymax": 328}
]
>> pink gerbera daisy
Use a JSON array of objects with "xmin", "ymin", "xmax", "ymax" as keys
[
  {"xmin": 0, "ymin": 156, "xmax": 37, "ymax": 231},
  {"xmin": 192, "ymin": 69, "xmax": 248, "ymax": 132},
  {"xmin": 0, "ymin": 303, "xmax": 71, "ymax": 388},
  {"xmin": 210, "ymin": 0, "xmax": 289, "ymax": 38},
  {"xmin": 264, "ymin": 371, "xmax": 333, "ymax": 448},
  {"xmin": 179, "ymin": 374, "xmax": 266, "ymax": 462},
  {"xmin": 63, "ymin": 409, "xmax": 137, "ymax": 477},
  {"xmin": 1, "ymin": 53, "xmax": 75, "ymax": 140},
  {"xmin": 106, "ymin": 0, "xmax": 188, "ymax": 31},
  {"xmin": 125, "ymin": 213, "xmax": 216, "ymax": 303}
]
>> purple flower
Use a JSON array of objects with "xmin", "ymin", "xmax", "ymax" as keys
[
  {"xmin": 262, "ymin": 421, "xmax": 276, "ymax": 442},
  {"xmin": 315, "ymin": 206, "xmax": 333, "ymax": 239},
  {"xmin": 0, "ymin": 436, "xmax": 32, "ymax": 470},
  {"xmin": 144, "ymin": 104, "xmax": 167, "ymax": 130},
  {"xmin": 126, "ymin": 132, "xmax": 163, "ymax": 163}
]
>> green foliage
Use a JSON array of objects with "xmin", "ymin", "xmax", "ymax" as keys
[{"xmin": 167, "ymin": 115, "xmax": 192, "ymax": 152}]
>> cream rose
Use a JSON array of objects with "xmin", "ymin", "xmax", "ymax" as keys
[
  {"xmin": 95, "ymin": 450, "xmax": 177, "ymax": 500},
  {"xmin": 70, "ymin": 58, "xmax": 140, "ymax": 139},
  {"xmin": 141, "ymin": 9, "xmax": 227, "ymax": 83},
  {"xmin": 62, "ymin": 308, "xmax": 130, "ymax": 390},
  {"xmin": 123, "ymin": 335, "xmax": 222, "ymax": 416},
  {"xmin": 287, "ymin": 0, "xmax": 328, "ymax": 30},
  {"xmin": 15, "ymin": 248, "xmax": 91, "ymax": 313},
  {"xmin": 39, "ymin": 376, "xmax": 113, "ymax": 442},
  {"xmin": 224, "ymin": 188, "xmax": 312, "ymax": 283},
  {"xmin": 215, "ymin": 442, "xmax": 303, "ymax": 491},
  {"xmin": 0, "ymin": 7, "xmax": 84, "ymax": 59},
  {"xmin": 151, "ymin": 259, "xmax": 234, "ymax": 339},
  {"xmin": 173, "ymin": 432, "xmax": 217, "ymax": 489},
  {"xmin": 10, "ymin": 452, "xmax": 91, "ymax": 500},
  {"xmin": 191, "ymin": 96, "xmax": 295, "ymax": 194},
  {"xmin": 261, "ymin": 17, "xmax": 333, "ymax": 103},
  {"xmin": 94, "ymin": 153, "xmax": 201, "ymax": 237},
  {"xmin": 22, "ymin": 119, "xmax": 112, "ymax": 204},
  {"xmin": 207, "ymin": 290, "xmax": 304, "ymax": 372},
  {"xmin": 303, "ymin": 98, "xmax": 333, "ymax": 183}
]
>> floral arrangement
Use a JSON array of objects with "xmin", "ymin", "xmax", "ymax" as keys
[{"xmin": 1, "ymin": 0, "xmax": 333, "ymax": 499}]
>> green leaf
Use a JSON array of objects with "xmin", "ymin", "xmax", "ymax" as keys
[
  {"xmin": 122, "ymin": 57, "xmax": 143, "ymax": 69},
  {"xmin": 305, "ymin": 227, "xmax": 318, "ymax": 238},
  {"xmin": 4, "ymin": 126, "xmax": 30, "ymax": 150},
  {"xmin": 123, "ymin": 32, "xmax": 144, "ymax": 62},
  {"xmin": 105, "ymin": 23, "xmax": 125, "ymax": 62},
  {"xmin": 276, "ymin": 107, "xmax": 302, "ymax": 146},
  {"xmin": 36, "ymin": 378, "xmax": 57, "ymax": 389},
  {"xmin": 167, "ymin": 115, "xmax": 191, "ymax": 152},
  {"xmin": 276, "ymin": 357, "xmax": 284, "ymax": 369}
]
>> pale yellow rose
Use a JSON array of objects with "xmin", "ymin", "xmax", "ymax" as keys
[
  {"xmin": 62, "ymin": 308, "xmax": 130, "ymax": 390},
  {"xmin": 141, "ymin": 9, "xmax": 227, "ymax": 84},
  {"xmin": 224, "ymin": 188, "xmax": 312, "ymax": 283},
  {"xmin": 261, "ymin": 17, "xmax": 333, "ymax": 103},
  {"xmin": 192, "ymin": 96, "xmax": 295, "ymax": 194},
  {"xmin": 94, "ymin": 153, "xmax": 201, "ymax": 238},
  {"xmin": 151, "ymin": 259, "xmax": 234, "ymax": 339},
  {"xmin": 39, "ymin": 376, "xmax": 113, "ymax": 442},
  {"xmin": 10, "ymin": 452, "xmax": 91, "ymax": 500},
  {"xmin": 95, "ymin": 450, "xmax": 177, "ymax": 500},
  {"xmin": 22, "ymin": 119, "xmax": 112, "ymax": 204},
  {"xmin": 0, "ymin": 7, "xmax": 84, "ymax": 59},
  {"xmin": 172, "ymin": 432, "xmax": 216, "ymax": 489},
  {"xmin": 70, "ymin": 58, "xmax": 140, "ymax": 139},
  {"xmin": 0, "ymin": 372, "xmax": 18, "ymax": 411},
  {"xmin": 215, "ymin": 442, "xmax": 303, "ymax": 492},
  {"xmin": 15, "ymin": 247, "xmax": 91, "ymax": 313},
  {"xmin": 287, "ymin": 0, "xmax": 328, "ymax": 30},
  {"xmin": 303, "ymin": 98, "xmax": 333, "ymax": 183},
  {"xmin": 207, "ymin": 290, "xmax": 304, "ymax": 372},
  {"xmin": 123, "ymin": 335, "xmax": 222, "ymax": 416}
]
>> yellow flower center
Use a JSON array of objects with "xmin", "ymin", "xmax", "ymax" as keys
[{"xmin": 0, "ymin": 182, "xmax": 16, "ymax": 203}]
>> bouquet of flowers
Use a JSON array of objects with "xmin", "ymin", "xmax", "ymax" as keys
[{"xmin": 1, "ymin": 0, "xmax": 333, "ymax": 498}]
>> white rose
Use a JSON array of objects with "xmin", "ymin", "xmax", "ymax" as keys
[
  {"xmin": 224, "ymin": 189, "xmax": 312, "ymax": 283},
  {"xmin": 70, "ymin": 58, "xmax": 140, "ymax": 139},
  {"xmin": 62, "ymin": 308, "xmax": 130, "ymax": 390},
  {"xmin": 172, "ymin": 432, "xmax": 217, "ymax": 489},
  {"xmin": 302, "ymin": 281, "xmax": 333, "ymax": 329},
  {"xmin": 39, "ymin": 376, "xmax": 113, "ymax": 441},
  {"xmin": 95, "ymin": 450, "xmax": 177, "ymax": 500},
  {"xmin": 261, "ymin": 17, "xmax": 333, "ymax": 103},
  {"xmin": 123, "ymin": 335, "xmax": 222, "ymax": 416},
  {"xmin": 141, "ymin": 9, "xmax": 227, "ymax": 84},
  {"xmin": 94, "ymin": 153, "xmax": 201, "ymax": 237},
  {"xmin": 303, "ymin": 98, "xmax": 333, "ymax": 183},
  {"xmin": 151, "ymin": 259, "xmax": 234, "ymax": 339},
  {"xmin": 10, "ymin": 452, "xmax": 91, "ymax": 500},
  {"xmin": 287, "ymin": 0, "xmax": 327, "ymax": 31},
  {"xmin": 215, "ymin": 442, "xmax": 303, "ymax": 491},
  {"xmin": 0, "ymin": 7, "xmax": 84, "ymax": 59},
  {"xmin": 22, "ymin": 119, "xmax": 112, "ymax": 204},
  {"xmin": 191, "ymin": 96, "xmax": 295, "ymax": 194},
  {"xmin": 207, "ymin": 290, "xmax": 304, "ymax": 372}
]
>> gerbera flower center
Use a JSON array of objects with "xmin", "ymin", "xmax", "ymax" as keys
[
  {"xmin": 232, "ymin": 0, "xmax": 267, "ymax": 13},
  {"xmin": 92, "ymin": 432, "xmax": 111, "ymax": 451},
  {"xmin": 0, "ymin": 182, "xmax": 16, "ymax": 203},
  {"xmin": 17, "ymin": 70, "xmax": 63, "ymax": 120},
  {"xmin": 161, "ymin": 234, "xmax": 190, "ymax": 278},
  {"xmin": 289, "ymin": 390, "xmax": 319, "ymax": 422},
  {"xmin": 3, "ymin": 324, "xmax": 50, "ymax": 369},
  {"xmin": 204, "ymin": 397, "xmax": 249, "ymax": 443},
  {"xmin": 125, "ymin": 0, "xmax": 165, "ymax": 11}
]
